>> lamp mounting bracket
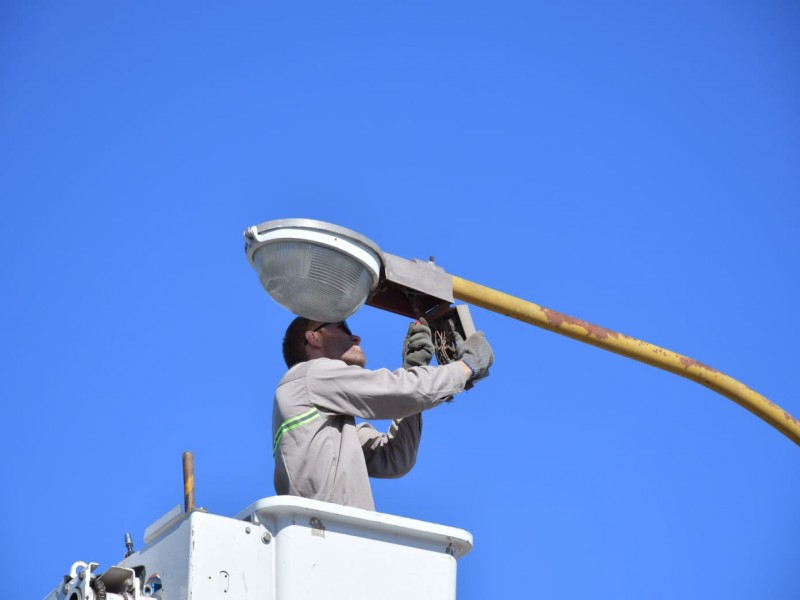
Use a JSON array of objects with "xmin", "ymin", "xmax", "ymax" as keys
[{"xmin": 365, "ymin": 253, "xmax": 454, "ymax": 319}]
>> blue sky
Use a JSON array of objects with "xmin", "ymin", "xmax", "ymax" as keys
[{"xmin": 2, "ymin": 2, "xmax": 799, "ymax": 599}]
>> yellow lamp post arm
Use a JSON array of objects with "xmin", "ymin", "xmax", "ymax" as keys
[{"xmin": 452, "ymin": 275, "xmax": 800, "ymax": 446}]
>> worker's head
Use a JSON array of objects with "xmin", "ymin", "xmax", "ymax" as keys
[{"xmin": 282, "ymin": 316, "xmax": 365, "ymax": 369}]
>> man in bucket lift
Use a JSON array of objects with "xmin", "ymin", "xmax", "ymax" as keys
[{"xmin": 273, "ymin": 317, "xmax": 494, "ymax": 511}]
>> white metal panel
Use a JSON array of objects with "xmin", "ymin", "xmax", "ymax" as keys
[
  {"xmin": 188, "ymin": 512, "xmax": 273, "ymax": 600},
  {"xmin": 237, "ymin": 496, "xmax": 471, "ymax": 600},
  {"xmin": 119, "ymin": 513, "xmax": 193, "ymax": 598}
]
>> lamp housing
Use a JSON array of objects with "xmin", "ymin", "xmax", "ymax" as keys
[{"xmin": 244, "ymin": 219, "xmax": 383, "ymax": 322}]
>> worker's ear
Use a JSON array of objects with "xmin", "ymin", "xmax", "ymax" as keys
[{"xmin": 305, "ymin": 329, "xmax": 321, "ymax": 348}]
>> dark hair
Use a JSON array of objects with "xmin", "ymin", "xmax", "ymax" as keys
[{"xmin": 283, "ymin": 316, "xmax": 314, "ymax": 368}]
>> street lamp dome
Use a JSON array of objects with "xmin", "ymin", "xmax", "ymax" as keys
[{"xmin": 244, "ymin": 219, "xmax": 383, "ymax": 322}]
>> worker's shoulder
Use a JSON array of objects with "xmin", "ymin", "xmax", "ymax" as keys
[
  {"xmin": 274, "ymin": 359, "xmax": 343, "ymax": 415},
  {"xmin": 278, "ymin": 357, "xmax": 343, "ymax": 386}
]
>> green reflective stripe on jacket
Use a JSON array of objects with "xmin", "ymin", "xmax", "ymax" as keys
[{"xmin": 273, "ymin": 407, "xmax": 321, "ymax": 456}]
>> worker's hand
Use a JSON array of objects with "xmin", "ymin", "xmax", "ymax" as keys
[
  {"xmin": 458, "ymin": 331, "xmax": 494, "ymax": 381},
  {"xmin": 402, "ymin": 317, "xmax": 434, "ymax": 369}
]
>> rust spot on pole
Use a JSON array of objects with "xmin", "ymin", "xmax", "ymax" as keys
[
  {"xmin": 678, "ymin": 356, "xmax": 718, "ymax": 373},
  {"xmin": 541, "ymin": 307, "xmax": 620, "ymax": 340},
  {"xmin": 785, "ymin": 411, "xmax": 800, "ymax": 425}
]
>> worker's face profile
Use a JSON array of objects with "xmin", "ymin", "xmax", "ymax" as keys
[{"xmin": 313, "ymin": 321, "xmax": 365, "ymax": 367}]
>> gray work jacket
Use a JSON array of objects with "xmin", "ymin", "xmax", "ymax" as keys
[{"xmin": 272, "ymin": 358, "xmax": 467, "ymax": 511}]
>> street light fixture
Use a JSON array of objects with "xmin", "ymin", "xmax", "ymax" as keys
[
  {"xmin": 244, "ymin": 218, "xmax": 800, "ymax": 446},
  {"xmin": 244, "ymin": 219, "xmax": 382, "ymax": 322}
]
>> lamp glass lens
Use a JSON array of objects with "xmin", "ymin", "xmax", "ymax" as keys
[{"xmin": 253, "ymin": 241, "xmax": 373, "ymax": 322}]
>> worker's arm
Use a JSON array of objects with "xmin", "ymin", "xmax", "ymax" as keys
[
  {"xmin": 305, "ymin": 360, "xmax": 464, "ymax": 421},
  {"xmin": 357, "ymin": 415, "xmax": 422, "ymax": 478},
  {"xmin": 306, "ymin": 332, "xmax": 493, "ymax": 420}
]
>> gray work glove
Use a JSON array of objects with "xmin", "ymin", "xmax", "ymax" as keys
[
  {"xmin": 401, "ymin": 318, "xmax": 434, "ymax": 369},
  {"xmin": 457, "ymin": 331, "xmax": 494, "ymax": 381}
]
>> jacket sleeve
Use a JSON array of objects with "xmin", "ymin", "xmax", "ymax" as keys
[
  {"xmin": 306, "ymin": 359, "xmax": 465, "ymax": 420},
  {"xmin": 357, "ymin": 415, "xmax": 423, "ymax": 478}
]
